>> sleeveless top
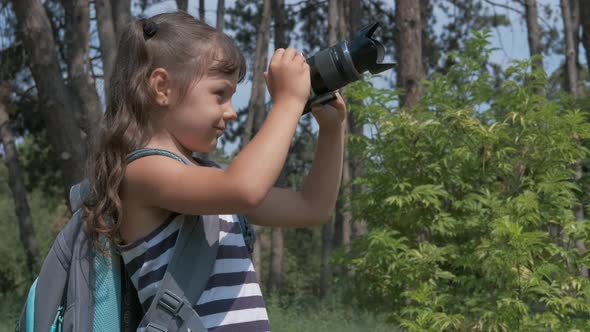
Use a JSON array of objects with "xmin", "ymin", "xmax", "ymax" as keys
[{"xmin": 118, "ymin": 154, "xmax": 270, "ymax": 331}]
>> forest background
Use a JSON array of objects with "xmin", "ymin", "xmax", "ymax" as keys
[{"xmin": 2, "ymin": 0, "xmax": 590, "ymax": 331}]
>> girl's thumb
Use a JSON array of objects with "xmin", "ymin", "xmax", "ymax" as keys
[{"xmin": 264, "ymin": 72, "xmax": 272, "ymax": 95}]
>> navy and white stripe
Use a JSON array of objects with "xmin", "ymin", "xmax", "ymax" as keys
[
  {"xmin": 196, "ymin": 214, "xmax": 269, "ymax": 331},
  {"xmin": 119, "ymin": 213, "xmax": 180, "ymax": 311},
  {"xmin": 118, "ymin": 213, "xmax": 270, "ymax": 331}
]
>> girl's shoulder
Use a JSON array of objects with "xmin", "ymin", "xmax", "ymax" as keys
[{"xmin": 121, "ymin": 150, "xmax": 255, "ymax": 218}]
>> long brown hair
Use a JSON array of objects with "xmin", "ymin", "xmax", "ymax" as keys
[{"xmin": 83, "ymin": 12, "xmax": 246, "ymax": 248}]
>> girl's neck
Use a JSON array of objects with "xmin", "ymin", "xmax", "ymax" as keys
[{"xmin": 144, "ymin": 132, "xmax": 201, "ymax": 166}]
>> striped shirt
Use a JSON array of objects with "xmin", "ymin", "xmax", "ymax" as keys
[{"xmin": 119, "ymin": 213, "xmax": 270, "ymax": 331}]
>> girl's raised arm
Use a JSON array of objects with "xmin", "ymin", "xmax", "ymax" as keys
[{"xmin": 123, "ymin": 48, "xmax": 310, "ymax": 216}]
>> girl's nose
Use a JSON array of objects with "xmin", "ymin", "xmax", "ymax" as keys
[{"xmin": 224, "ymin": 104, "xmax": 238, "ymax": 122}]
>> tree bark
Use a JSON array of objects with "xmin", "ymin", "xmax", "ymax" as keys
[
  {"xmin": 580, "ymin": 0, "xmax": 590, "ymax": 68},
  {"xmin": 112, "ymin": 0, "xmax": 131, "ymax": 38},
  {"xmin": 176, "ymin": 0, "xmax": 189, "ymax": 11},
  {"xmin": 561, "ymin": 0, "xmax": 579, "ymax": 96},
  {"xmin": 0, "ymin": 85, "xmax": 40, "ymax": 278},
  {"xmin": 267, "ymin": 227, "xmax": 283, "ymax": 293},
  {"xmin": 332, "ymin": 0, "xmax": 352, "ymax": 251},
  {"xmin": 10, "ymin": 0, "xmax": 87, "ymax": 196},
  {"xmin": 62, "ymin": 0, "xmax": 102, "ymax": 143},
  {"xmin": 570, "ymin": 0, "xmax": 581, "ymax": 70},
  {"xmin": 241, "ymin": 0, "xmax": 272, "ymax": 283},
  {"xmin": 395, "ymin": 0, "xmax": 425, "ymax": 107},
  {"xmin": 320, "ymin": 0, "xmax": 339, "ymax": 299},
  {"xmin": 339, "ymin": 0, "xmax": 352, "ymax": 249},
  {"xmin": 561, "ymin": 0, "xmax": 588, "ymax": 277},
  {"xmin": 95, "ymin": 0, "xmax": 117, "ymax": 94},
  {"xmin": 524, "ymin": 0, "xmax": 543, "ymax": 71},
  {"xmin": 216, "ymin": 0, "xmax": 225, "ymax": 30},
  {"xmin": 241, "ymin": 0, "xmax": 272, "ymax": 147},
  {"xmin": 266, "ymin": 0, "xmax": 289, "ymax": 295},
  {"xmin": 199, "ymin": 0, "xmax": 206, "ymax": 22},
  {"xmin": 348, "ymin": 0, "xmax": 368, "ymax": 239}
]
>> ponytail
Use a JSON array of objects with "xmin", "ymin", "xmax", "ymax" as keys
[{"xmin": 83, "ymin": 19, "xmax": 155, "ymax": 248}]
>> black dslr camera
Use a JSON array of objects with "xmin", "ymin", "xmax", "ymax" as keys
[{"xmin": 303, "ymin": 22, "xmax": 394, "ymax": 114}]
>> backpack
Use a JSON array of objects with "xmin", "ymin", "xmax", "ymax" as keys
[{"xmin": 15, "ymin": 148, "xmax": 256, "ymax": 332}]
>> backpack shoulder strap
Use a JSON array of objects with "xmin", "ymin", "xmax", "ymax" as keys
[
  {"xmin": 139, "ymin": 215, "xmax": 218, "ymax": 332},
  {"xmin": 126, "ymin": 148, "xmax": 193, "ymax": 165},
  {"xmin": 126, "ymin": 148, "xmax": 217, "ymax": 332},
  {"xmin": 69, "ymin": 179, "xmax": 90, "ymax": 212}
]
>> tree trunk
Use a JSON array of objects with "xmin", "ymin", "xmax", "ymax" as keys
[
  {"xmin": 176, "ymin": 0, "xmax": 189, "ymax": 11},
  {"xmin": 10, "ymin": 0, "xmax": 87, "ymax": 196},
  {"xmin": 524, "ymin": 0, "xmax": 543, "ymax": 71},
  {"xmin": 96, "ymin": 0, "xmax": 131, "ymax": 105},
  {"xmin": 337, "ymin": 0, "xmax": 352, "ymax": 250},
  {"xmin": 111, "ymin": 0, "xmax": 131, "ymax": 38},
  {"xmin": 241, "ymin": 0, "xmax": 272, "ymax": 147},
  {"xmin": 561, "ymin": 0, "xmax": 578, "ymax": 96},
  {"xmin": 95, "ymin": 0, "xmax": 117, "ymax": 95},
  {"xmin": 348, "ymin": 0, "xmax": 368, "ymax": 239},
  {"xmin": 320, "ymin": 0, "xmax": 339, "ymax": 299},
  {"xmin": 216, "ymin": 0, "xmax": 225, "ymax": 30},
  {"xmin": 241, "ymin": 0, "xmax": 272, "ymax": 283},
  {"xmin": 338, "ymin": 0, "xmax": 349, "ymax": 40},
  {"xmin": 199, "ymin": 0, "xmax": 206, "ymax": 22},
  {"xmin": 271, "ymin": 0, "xmax": 289, "ymax": 47},
  {"xmin": 580, "ymin": 0, "xmax": 590, "ymax": 68},
  {"xmin": 266, "ymin": 0, "xmax": 289, "ymax": 295},
  {"xmin": 570, "ymin": 0, "xmax": 581, "ymax": 70},
  {"xmin": 561, "ymin": 0, "xmax": 588, "ymax": 277},
  {"xmin": 63, "ymin": 0, "xmax": 102, "ymax": 143},
  {"xmin": 267, "ymin": 227, "xmax": 283, "ymax": 293},
  {"xmin": 0, "ymin": 86, "xmax": 40, "ymax": 278},
  {"xmin": 395, "ymin": 0, "xmax": 425, "ymax": 107},
  {"xmin": 574, "ymin": 163, "xmax": 589, "ymax": 277},
  {"xmin": 564, "ymin": 0, "xmax": 589, "ymax": 277}
]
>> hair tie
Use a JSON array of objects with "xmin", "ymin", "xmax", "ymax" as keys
[{"xmin": 142, "ymin": 19, "xmax": 159, "ymax": 40}]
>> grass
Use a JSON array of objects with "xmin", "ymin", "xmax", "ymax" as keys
[{"xmin": 265, "ymin": 294, "xmax": 397, "ymax": 332}]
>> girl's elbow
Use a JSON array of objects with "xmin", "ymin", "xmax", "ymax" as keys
[
  {"xmin": 238, "ymin": 184, "xmax": 267, "ymax": 210},
  {"xmin": 315, "ymin": 210, "xmax": 334, "ymax": 225}
]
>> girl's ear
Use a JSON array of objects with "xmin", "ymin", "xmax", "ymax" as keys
[{"xmin": 149, "ymin": 68, "xmax": 171, "ymax": 106}]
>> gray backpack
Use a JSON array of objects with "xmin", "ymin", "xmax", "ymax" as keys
[{"xmin": 15, "ymin": 148, "xmax": 255, "ymax": 332}]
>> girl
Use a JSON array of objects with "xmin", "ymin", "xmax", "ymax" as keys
[{"xmin": 83, "ymin": 11, "xmax": 346, "ymax": 332}]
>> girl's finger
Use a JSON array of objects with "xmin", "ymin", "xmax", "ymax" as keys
[{"xmin": 264, "ymin": 71, "xmax": 274, "ymax": 96}]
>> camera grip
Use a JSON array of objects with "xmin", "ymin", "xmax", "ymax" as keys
[{"xmin": 302, "ymin": 91, "xmax": 338, "ymax": 115}]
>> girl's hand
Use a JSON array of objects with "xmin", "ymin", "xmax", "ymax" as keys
[
  {"xmin": 311, "ymin": 91, "xmax": 346, "ymax": 131},
  {"xmin": 264, "ymin": 48, "xmax": 310, "ymax": 110}
]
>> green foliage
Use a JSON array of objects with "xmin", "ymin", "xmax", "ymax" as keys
[{"xmin": 342, "ymin": 31, "xmax": 590, "ymax": 331}]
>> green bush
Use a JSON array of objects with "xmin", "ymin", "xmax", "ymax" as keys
[{"xmin": 342, "ymin": 31, "xmax": 590, "ymax": 331}]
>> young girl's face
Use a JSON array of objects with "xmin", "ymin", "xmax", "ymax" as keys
[{"xmin": 163, "ymin": 69, "xmax": 238, "ymax": 153}]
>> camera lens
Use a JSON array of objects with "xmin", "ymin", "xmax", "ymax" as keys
[{"xmin": 303, "ymin": 22, "xmax": 394, "ymax": 114}]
